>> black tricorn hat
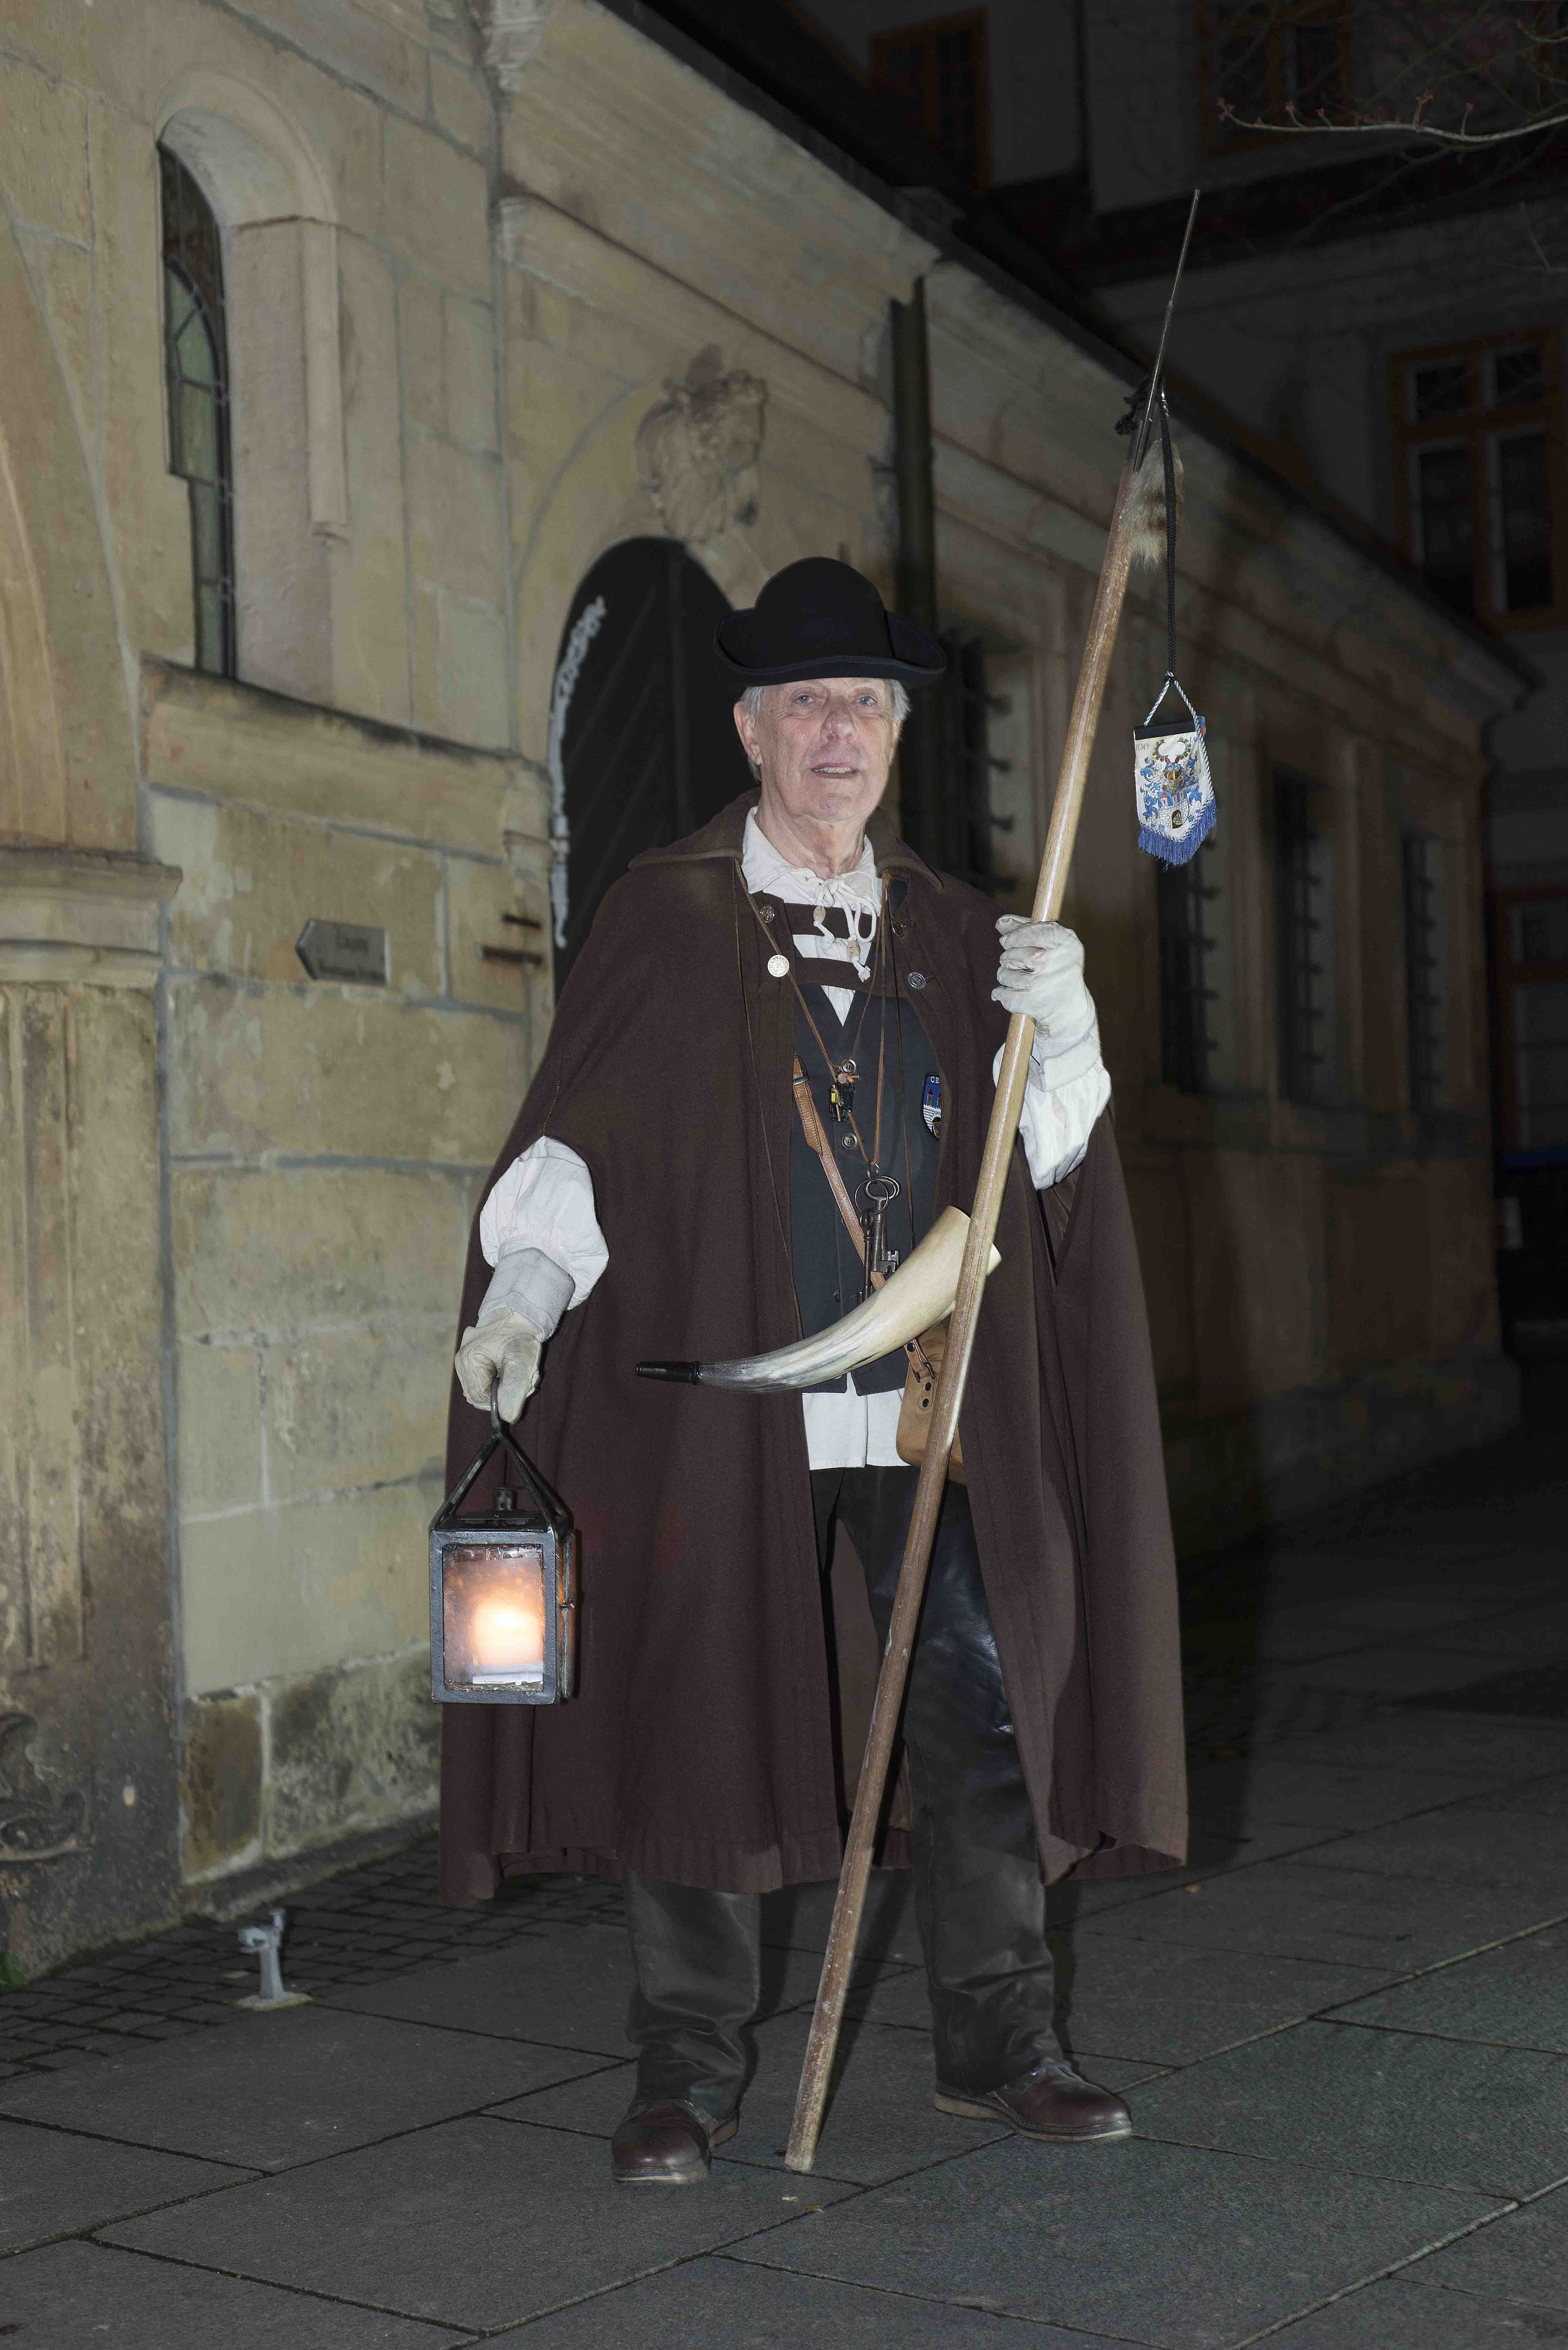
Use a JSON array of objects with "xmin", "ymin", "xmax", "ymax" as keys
[{"xmin": 715, "ymin": 557, "xmax": 945, "ymax": 688}]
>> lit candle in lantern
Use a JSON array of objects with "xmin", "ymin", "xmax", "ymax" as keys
[{"xmin": 470, "ymin": 1578, "xmax": 546, "ymax": 1680}]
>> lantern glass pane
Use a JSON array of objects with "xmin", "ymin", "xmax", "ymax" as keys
[{"xmin": 441, "ymin": 1542, "xmax": 547, "ymax": 1690}]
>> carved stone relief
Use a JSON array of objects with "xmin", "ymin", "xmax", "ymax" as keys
[
  {"xmin": 0, "ymin": 1712, "xmax": 86, "ymax": 1861},
  {"xmin": 637, "ymin": 350, "xmax": 768, "ymax": 548}
]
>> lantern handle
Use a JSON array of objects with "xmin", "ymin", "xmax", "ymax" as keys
[{"xmin": 430, "ymin": 1381, "xmax": 572, "ymax": 1533}]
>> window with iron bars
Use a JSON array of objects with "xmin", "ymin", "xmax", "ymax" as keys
[
  {"xmin": 1157, "ymin": 847, "xmax": 1221, "ymax": 1093},
  {"xmin": 1402, "ymin": 832, "xmax": 1446, "ymax": 1113},
  {"xmin": 1274, "ymin": 767, "xmax": 1332, "ymax": 1104},
  {"xmin": 929, "ymin": 629, "xmax": 1011, "ymax": 892},
  {"xmin": 159, "ymin": 145, "xmax": 236, "ymax": 679}
]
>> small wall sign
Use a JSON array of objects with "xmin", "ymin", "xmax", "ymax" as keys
[{"xmin": 296, "ymin": 919, "xmax": 388, "ymax": 985}]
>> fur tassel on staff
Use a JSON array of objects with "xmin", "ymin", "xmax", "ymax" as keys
[{"xmin": 783, "ymin": 191, "xmax": 1203, "ymax": 2176}]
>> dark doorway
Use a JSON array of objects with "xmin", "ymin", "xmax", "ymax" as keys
[{"xmin": 547, "ymin": 538, "xmax": 752, "ymax": 992}]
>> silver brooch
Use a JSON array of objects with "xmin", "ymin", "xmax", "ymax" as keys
[{"xmin": 906, "ymin": 970, "xmax": 927, "ymax": 990}]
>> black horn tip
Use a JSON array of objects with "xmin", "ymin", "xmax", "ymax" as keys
[{"xmin": 635, "ymin": 1360, "xmax": 704, "ymax": 1383}]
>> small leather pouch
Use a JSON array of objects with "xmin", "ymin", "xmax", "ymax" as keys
[{"xmin": 895, "ymin": 1322, "xmax": 965, "ymax": 1483}]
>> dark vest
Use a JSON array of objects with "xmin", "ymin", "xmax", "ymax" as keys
[{"xmin": 762, "ymin": 893, "xmax": 944, "ymax": 1396}]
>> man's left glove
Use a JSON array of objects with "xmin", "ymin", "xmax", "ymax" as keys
[
  {"xmin": 993, "ymin": 916, "xmax": 1100, "ymax": 1083},
  {"xmin": 453, "ymin": 1245, "xmax": 575, "ymax": 1421},
  {"xmin": 454, "ymin": 1306, "xmax": 544, "ymax": 1421}
]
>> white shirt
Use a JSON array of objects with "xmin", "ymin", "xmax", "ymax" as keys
[{"xmin": 479, "ymin": 810, "xmax": 1111, "ymax": 1469}]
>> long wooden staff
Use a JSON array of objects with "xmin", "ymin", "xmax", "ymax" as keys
[{"xmin": 784, "ymin": 196, "xmax": 1200, "ymax": 2174}]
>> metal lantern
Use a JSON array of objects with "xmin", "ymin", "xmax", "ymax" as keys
[{"xmin": 429, "ymin": 1385, "xmax": 577, "ymax": 1705}]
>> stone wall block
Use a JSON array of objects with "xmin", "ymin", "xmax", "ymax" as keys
[
  {"xmin": 333, "ymin": 237, "xmax": 413, "ymax": 727},
  {"xmin": 0, "ymin": 58, "xmax": 89, "ymax": 239},
  {"xmin": 381, "ymin": 116, "xmax": 490, "ymax": 294},
  {"xmin": 176, "ymin": 1341, "xmax": 263, "ymax": 1517},
  {"xmin": 181, "ymin": 1689, "xmax": 263, "ymax": 1880},
  {"xmin": 172, "ymin": 1165, "xmax": 474, "ymax": 1337},
  {"xmin": 154, "ymin": 794, "xmax": 443, "ymax": 995},
  {"xmin": 265, "ymin": 1649, "xmax": 437, "ymax": 1856},
  {"xmin": 434, "ymin": 594, "xmax": 510, "ymax": 752},
  {"xmin": 142, "ymin": 662, "xmax": 514, "ymax": 856},
  {"xmin": 407, "ymin": 434, "xmax": 505, "ymax": 606},
  {"xmin": 247, "ymin": 0, "xmax": 427, "ymax": 116},
  {"xmin": 428, "ymin": 52, "xmax": 490, "ymax": 157},
  {"xmin": 445, "ymin": 854, "xmax": 549, "ymax": 1015},
  {"xmin": 166, "ymin": 976, "xmax": 526, "ymax": 1163},
  {"xmin": 397, "ymin": 276, "xmax": 446, "ymax": 439},
  {"xmin": 443, "ymin": 295, "xmax": 499, "ymax": 452},
  {"xmin": 180, "ymin": 1478, "xmax": 440, "ymax": 1695},
  {"xmin": 261, "ymin": 1322, "xmax": 449, "ymax": 1502}
]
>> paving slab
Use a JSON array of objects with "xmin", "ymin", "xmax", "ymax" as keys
[
  {"xmin": 321, "ymin": 1922, "xmax": 639, "ymax": 2056},
  {"xmin": 1130, "ymin": 2018, "xmax": 1568, "ymax": 2196},
  {"xmin": 1402, "ymin": 2179, "xmax": 1568, "ymax": 2306},
  {"xmin": 492, "ymin": 2010, "xmax": 1018, "ymax": 2185},
  {"xmin": 1262, "ymin": 1715, "xmax": 1568, "ymax": 1780},
  {"xmin": 0, "ymin": 2117, "xmax": 246, "ymax": 2251},
  {"xmin": 728, "ymin": 2132, "xmax": 1499, "ymax": 2350},
  {"xmin": 1184, "ymin": 1757, "xmax": 1503, "ymax": 1834},
  {"xmin": 103, "ymin": 2114, "xmax": 851, "ymax": 2334},
  {"xmin": 1265, "ymin": 2274, "xmax": 1568, "ymax": 2346},
  {"xmin": 0, "ymin": 2004, "xmax": 602, "ymax": 2170},
  {"xmin": 1074, "ymin": 1856, "xmax": 1562, "ymax": 1971},
  {"xmin": 1414, "ymin": 1598, "xmax": 1568, "ymax": 1656},
  {"xmin": 1325, "ymin": 1922, "xmax": 1568, "ymax": 2053},
  {"xmin": 487, "ymin": 2254, "xmax": 1109, "ymax": 2346},
  {"xmin": 1456, "ymin": 1767, "xmax": 1568, "ymax": 1819},
  {"xmin": 1271, "ymin": 1648, "xmax": 1535, "ymax": 1697},
  {"xmin": 0, "ymin": 2239, "xmax": 467, "ymax": 2346},
  {"xmin": 321, "ymin": 1922, "xmax": 894, "ymax": 2056},
  {"xmin": 1055, "ymin": 1935, "xmax": 1381, "ymax": 2067},
  {"xmin": 847, "ymin": 1928, "xmax": 1376, "ymax": 2063},
  {"xmin": 1290, "ymin": 1806, "xmax": 1568, "ymax": 1896}
]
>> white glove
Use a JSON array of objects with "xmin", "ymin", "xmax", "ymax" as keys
[
  {"xmin": 453, "ymin": 1246, "xmax": 574, "ymax": 1422},
  {"xmin": 993, "ymin": 916, "xmax": 1102, "ymax": 1089},
  {"xmin": 455, "ymin": 1306, "xmax": 544, "ymax": 1422}
]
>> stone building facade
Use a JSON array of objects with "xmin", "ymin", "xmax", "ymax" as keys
[{"xmin": 0, "ymin": 0, "xmax": 1519, "ymax": 1974}]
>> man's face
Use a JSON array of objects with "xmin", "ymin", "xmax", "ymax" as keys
[{"xmin": 734, "ymin": 678, "xmax": 901, "ymax": 835}]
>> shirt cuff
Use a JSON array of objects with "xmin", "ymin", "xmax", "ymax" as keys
[{"xmin": 477, "ymin": 1248, "xmax": 577, "ymax": 1338}]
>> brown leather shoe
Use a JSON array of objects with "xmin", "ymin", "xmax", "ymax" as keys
[
  {"xmin": 935, "ymin": 2059, "xmax": 1132, "ymax": 2143},
  {"xmin": 610, "ymin": 2099, "xmax": 739, "ymax": 2186}
]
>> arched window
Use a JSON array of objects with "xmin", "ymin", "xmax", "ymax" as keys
[{"xmin": 158, "ymin": 145, "xmax": 235, "ymax": 678}]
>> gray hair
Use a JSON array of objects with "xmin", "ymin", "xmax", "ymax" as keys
[{"xmin": 738, "ymin": 680, "xmax": 910, "ymax": 723}]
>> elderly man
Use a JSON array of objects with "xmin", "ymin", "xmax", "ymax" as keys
[{"xmin": 441, "ymin": 557, "xmax": 1185, "ymax": 2186}]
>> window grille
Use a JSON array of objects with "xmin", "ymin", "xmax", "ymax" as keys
[
  {"xmin": 873, "ymin": 10, "xmax": 991, "ymax": 187},
  {"xmin": 1274, "ymin": 768, "xmax": 1330, "ymax": 1104},
  {"xmin": 1501, "ymin": 890, "xmax": 1568, "ymax": 1154},
  {"xmin": 1157, "ymin": 847, "xmax": 1219, "ymax": 1093},
  {"xmin": 1402, "ymin": 832, "xmax": 1445, "ymax": 1113},
  {"xmin": 159, "ymin": 145, "xmax": 235, "ymax": 679},
  {"xmin": 931, "ymin": 629, "xmax": 1010, "ymax": 891}
]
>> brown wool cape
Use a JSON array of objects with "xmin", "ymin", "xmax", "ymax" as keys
[{"xmin": 439, "ymin": 792, "xmax": 1187, "ymax": 1905}]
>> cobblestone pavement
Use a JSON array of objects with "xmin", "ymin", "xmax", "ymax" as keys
[{"xmin": 1, "ymin": 1375, "xmax": 1564, "ymax": 2346}]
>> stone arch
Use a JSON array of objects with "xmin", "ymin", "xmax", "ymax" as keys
[{"xmin": 154, "ymin": 71, "xmax": 346, "ymax": 700}]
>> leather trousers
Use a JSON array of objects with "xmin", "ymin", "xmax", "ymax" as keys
[{"xmin": 622, "ymin": 1467, "xmax": 1059, "ymax": 2120}]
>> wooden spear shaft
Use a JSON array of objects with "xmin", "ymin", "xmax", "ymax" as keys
[{"xmin": 784, "ymin": 451, "xmax": 1144, "ymax": 2174}]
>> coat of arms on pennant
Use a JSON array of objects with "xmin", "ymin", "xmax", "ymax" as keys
[{"xmin": 1134, "ymin": 678, "xmax": 1215, "ymax": 867}]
